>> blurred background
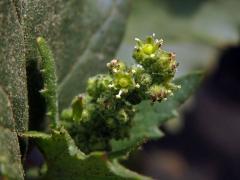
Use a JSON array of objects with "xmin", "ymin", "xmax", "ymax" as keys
[{"xmin": 117, "ymin": 1, "xmax": 240, "ymax": 180}]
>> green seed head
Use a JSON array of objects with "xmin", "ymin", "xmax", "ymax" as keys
[{"xmin": 62, "ymin": 34, "xmax": 179, "ymax": 153}]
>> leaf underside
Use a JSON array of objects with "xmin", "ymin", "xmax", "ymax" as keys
[
  {"xmin": 0, "ymin": 0, "xmax": 29, "ymax": 132},
  {"xmin": 0, "ymin": 1, "xmax": 27, "ymax": 179},
  {"xmin": 0, "ymin": 88, "xmax": 24, "ymax": 179}
]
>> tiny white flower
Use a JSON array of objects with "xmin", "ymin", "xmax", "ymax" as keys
[
  {"xmin": 136, "ymin": 83, "xmax": 140, "ymax": 88},
  {"xmin": 108, "ymin": 84, "xmax": 114, "ymax": 88},
  {"xmin": 134, "ymin": 37, "xmax": 141, "ymax": 42}
]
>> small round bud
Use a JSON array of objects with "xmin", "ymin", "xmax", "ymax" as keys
[
  {"xmin": 81, "ymin": 109, "xmax": 91, "ymax": 122},
  {"xmin": 140, "ymin": 73, "xmax": 152, "ymax": 86},
  {"xmin": 87, "ymin": 74, "xmax": 112, "ymax": 98},
  {"xmin": 107, "ymin": 59, "xmax": 126, "ymax": 73},
  {"xmin": 148, "ymin": 85, "xmax": 168, "ymax": 102},
  {"xmin": 143, "ymin": 44, "xmax": 155, "ymax": 55},
  {"xmin": 117, "ymin": 109, "xmax": 129, "ymax": 123},
  {"xmin": 114, "ymin": 73, "xmax": 134, "ymax": 89},
  {"xmin": 119, "ymin": 78, "xmax": 129, "ymax": 88},
  {"xmin": 61, "ymin": 108, "xmax": 73, "ymax": 121}
]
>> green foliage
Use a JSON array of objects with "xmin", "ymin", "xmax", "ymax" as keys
[
  {"xmin": 23, "ymin": 71, "xmax": 201, "ymax": 180},
  {"xmin": 61, "ymin": 35, "xmax": 180, "ymax": 153},
  {"xmin": 22, "ymin": 128, "xmax": 150, "ymax": 180},
  {"xmin": 0, "ymin": 0, "xmax": 203, "ymax": 179}
]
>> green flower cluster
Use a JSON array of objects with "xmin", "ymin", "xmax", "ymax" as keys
[{"xmin": 61, "ymin": 34, "xmax": 180, "ymax": 153}]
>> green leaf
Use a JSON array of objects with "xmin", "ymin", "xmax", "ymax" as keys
[
  {"xmin": 23, "ymin": 128, "xmax": 151, "ymax": 180},
  {"xmin": 111, "ymin": 72, "xmax": 203, "ymax": 152},
  {"xmin": 107, "ymin": 159, "xmax": 151, "ymax": 180},
  {"xmin": 23, "ymin": 0, "xmax": 130, "ymax": 111},
  {"xmin": 0, "ymin": 88, "xmax": 24, "ymax": 180}
]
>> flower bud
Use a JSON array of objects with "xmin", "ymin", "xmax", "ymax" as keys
[
  {"xmin": 71, "ymin": 95, "xmax": 84, "ymax": 122},
  {"xmin": 114, "ymin": 72, "xmax": 134, "ymax": 90},
  {"xmin": 61, "ymin": 108, "xmax": 73, "ymax": 121},
  {"xmin": 133, "ymin": 34, "xmax": 163, "ymax": 66},
  {"xmin": 140, "ymin": 73, "xmax": 152, "ymax": 86},
  {"xmin": 148, "ymin": 85, "xmax": 169, "ymax": 102},
  {"xmin": 117, "ymin": 109, "xmax": 129, "ymax": 123},
  {"xmin": 81, "ymin": 109, "xmax": 91, "ymax": 123},
  {"xmin": 142, "ymin": 44, "xmax": 155, "ymax": 55},
  {"xmin": 107, "ymin": 59, "xmax": 126, "ymax": 73},
  {"xmin": 87, "ymin": 74, "xmax": 112, "ymax": 98}
]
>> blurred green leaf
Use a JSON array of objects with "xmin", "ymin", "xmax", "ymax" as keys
[
  {"xmin": 111, "ymin": 72, "xmax": 203, "ymax": 152},
  {"xmin": 117, "ymin": 0, "xmax": 240, "ymax": 76},
  {"xmin": 23, "ymin": 128, "xmax": 151, "ymax": 180},
  {"xmin": 124, "ymin": 0, "xmax": 239, "ymax": 46},
  {"xmin": 24, "ymin": 0, "xmax": 130, "ymax": 111}
]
